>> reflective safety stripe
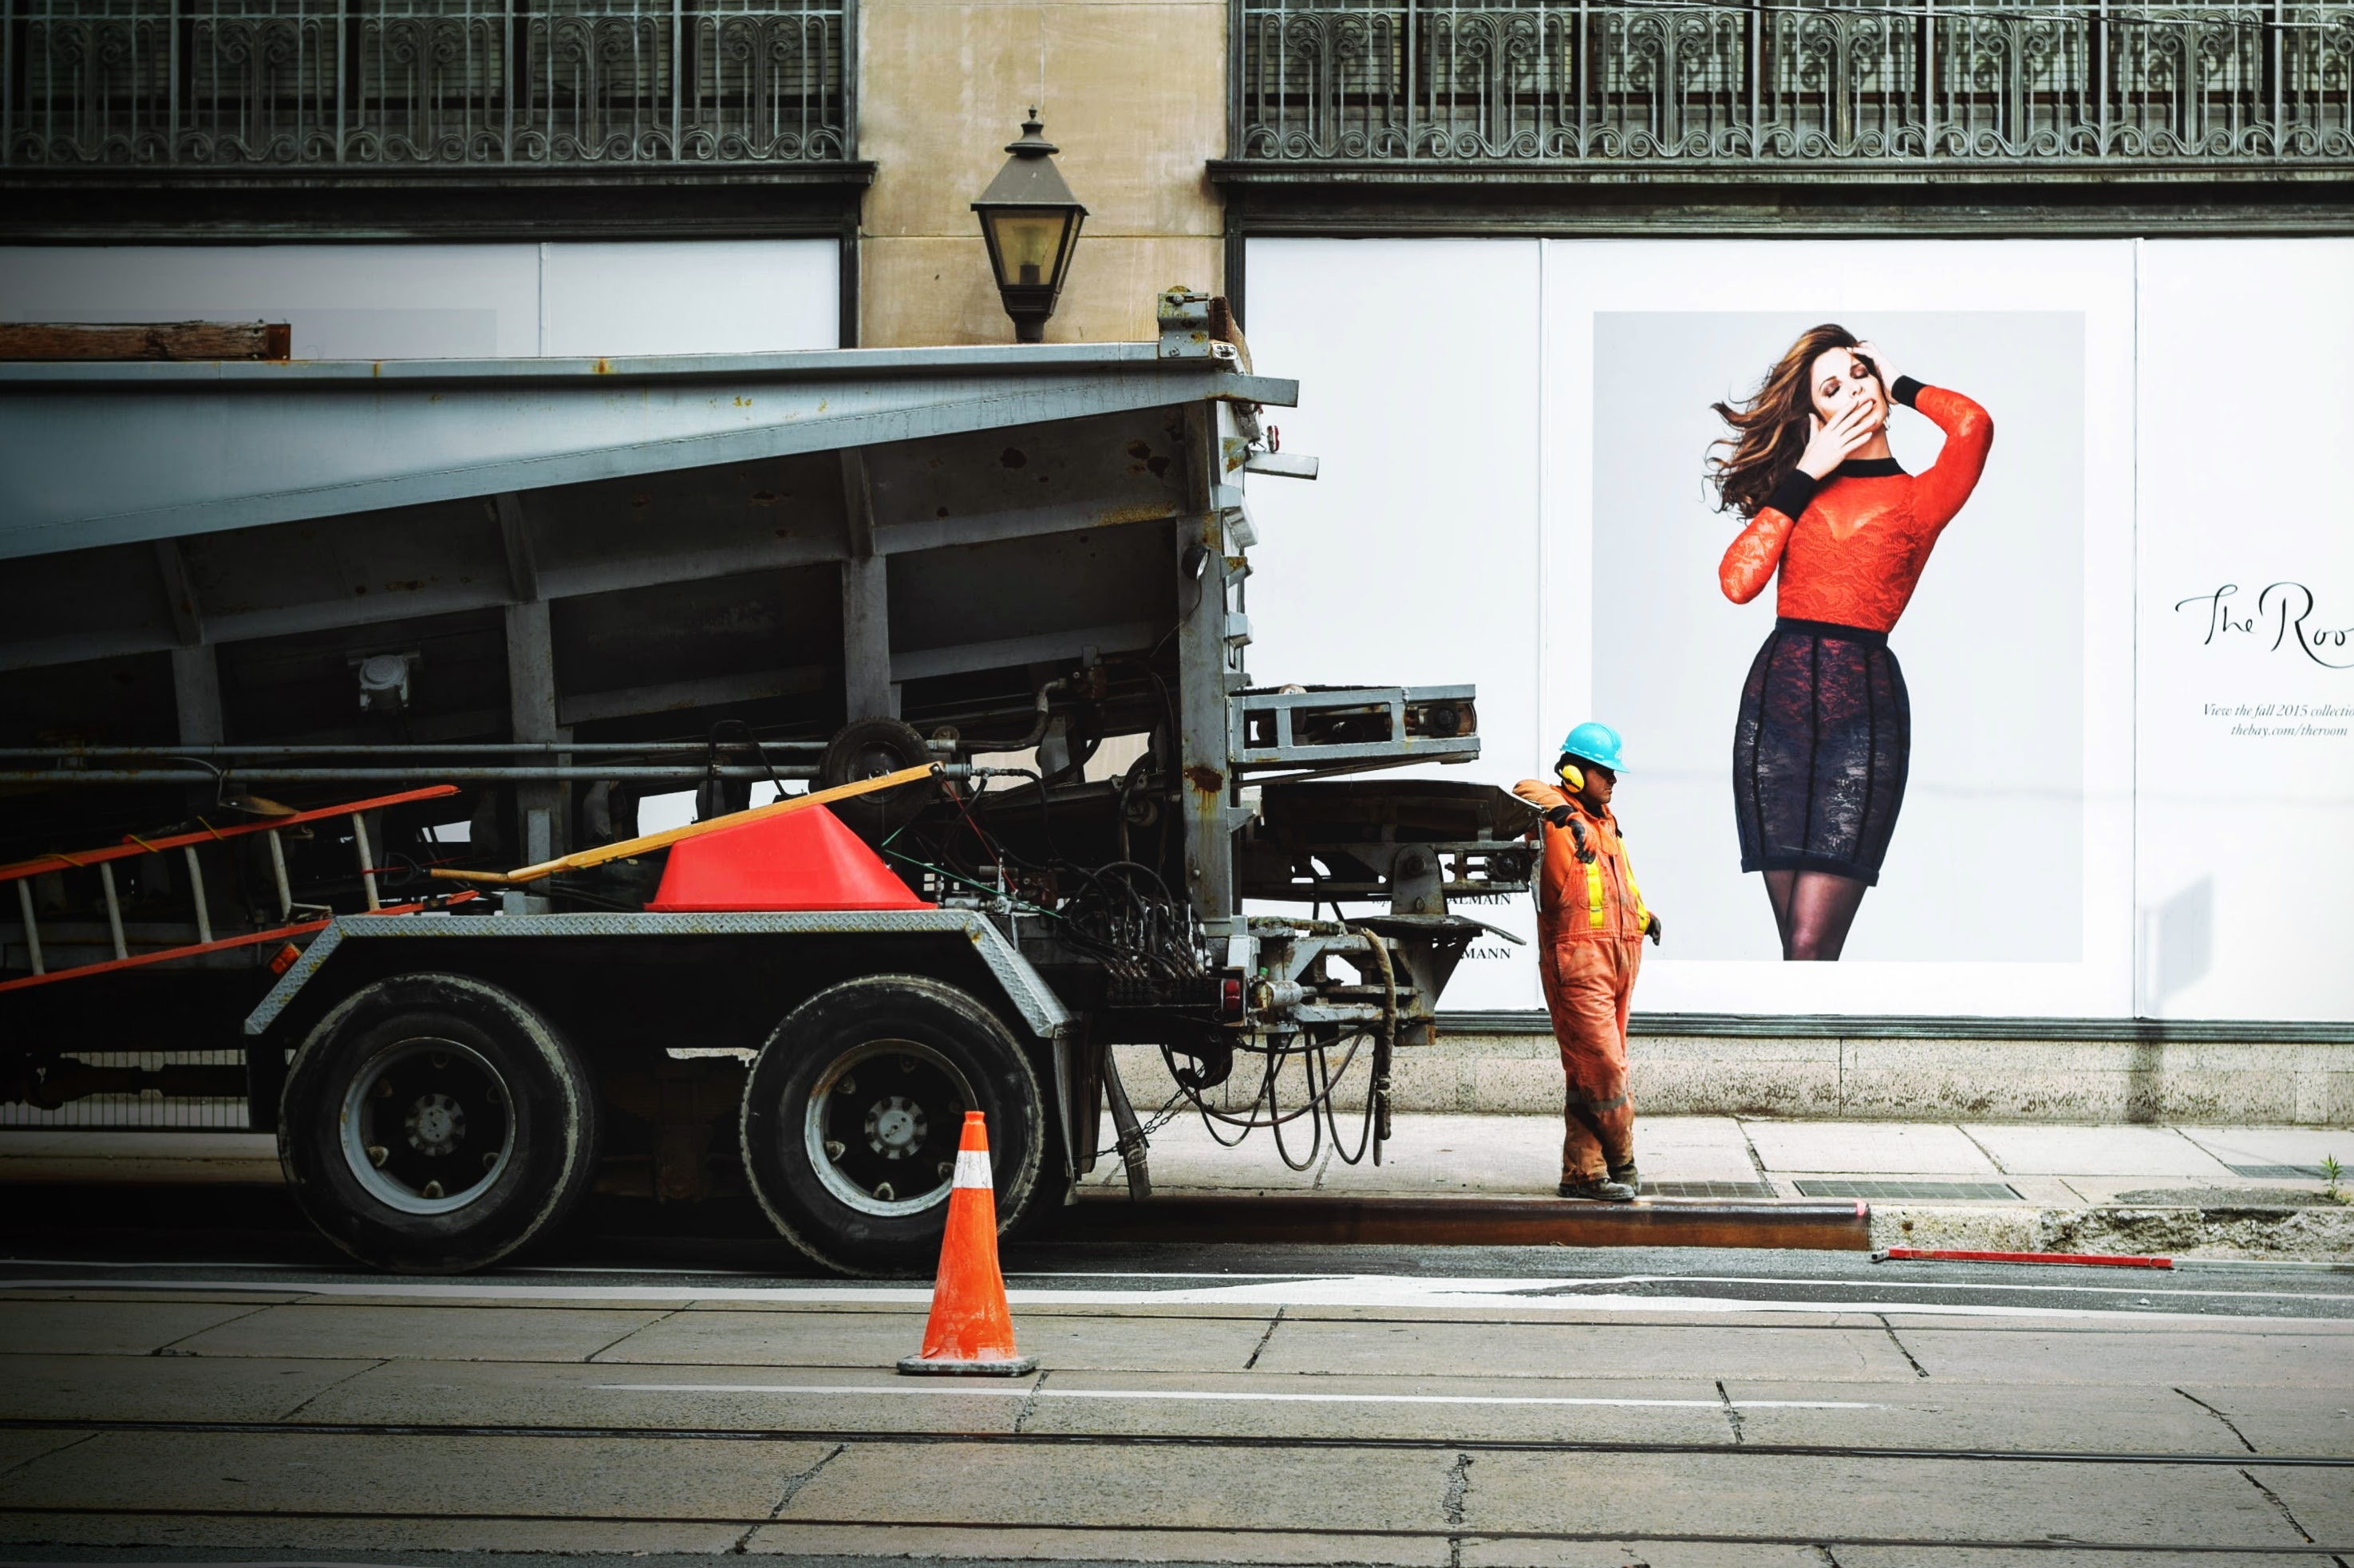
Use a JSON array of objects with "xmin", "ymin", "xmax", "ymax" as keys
[
  {"xmin": 954, "ymin": 1147, "xmax": 993, "ymax": 1190},
  {"xmin": 1626, "ymin": 856, "xmax": 1649, "ymax": 934},
  {"xmin": 1584, "ymin": 857, "xmax": 1606, "ymax": 929}
]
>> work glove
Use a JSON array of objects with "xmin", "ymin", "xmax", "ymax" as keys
[
  {"xmin": 1646, "ymin": 912, "xmax": 1664, "ymax": 946},
  {"xmin": 1543, "ymin": 804, "xmax": 1576, "ymax": 829}
]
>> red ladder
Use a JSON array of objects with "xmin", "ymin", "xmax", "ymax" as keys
[{"xmin": 0, "ymin": 785, "xmax": 468, "ymax": 994}]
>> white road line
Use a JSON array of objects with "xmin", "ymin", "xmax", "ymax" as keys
[
  {"xmin": 2, "ymin": 1274, "xmax": 2340, "ymax": 1325},
  {"xmin": 590, "ymin": 1383, "xmax": 1879, "ymax": 1409}
]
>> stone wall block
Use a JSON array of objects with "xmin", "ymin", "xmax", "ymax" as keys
[
  {"xmin": 1836, "ymin": 1068, "xmax": 2137, "ymax": 1124},
  {"xmin": 859, "ymin": 2, "xmax": 1044, "ymax": 239},
  {"xmin": 1038, "ymin": 3, "xmax": 1225, "ymax": 237}
]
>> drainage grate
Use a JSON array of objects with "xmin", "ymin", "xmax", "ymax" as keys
[
  {"xmin": 1639, "ymin": 1180, "xmax": 1778, "ymax": 1199},
  {"xmin": 1794, "ymin": 1179, "xmax": 2022, "ymax": 1201},
  {"xmin": 2225, "ymin": 1163, "xmax": 2332, "ymax": 1180}
]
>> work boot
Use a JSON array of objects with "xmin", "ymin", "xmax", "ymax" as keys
[
  {"xmin": 1557, "ymin": 1176, "xmax": 1637, "ymax": 1202},
  {"xmin": 1609, "ymin": 1161, "xmax": 1640, "ymax": 1191}
]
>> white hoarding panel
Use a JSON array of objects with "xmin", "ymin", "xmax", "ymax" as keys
[
  {"xmin": 0, "ymin": 241, "xmax": 839, "ymax": 358},
  {"xmin": 2136, "ymin": 239, "xmax": 2354, "ymax": 1023},
  {"xmin": 1249, "ymin": 236, "xmax": 2143, "ymax": 1019},
  {"xmin": 1242, "ymin": 239, "xmax": 1545, "ymax": 1009}
]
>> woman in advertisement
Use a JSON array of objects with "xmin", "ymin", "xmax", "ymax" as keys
[{"xmin": 1710, "ymin": 327, "xmax": 1994, "ymax": 960}]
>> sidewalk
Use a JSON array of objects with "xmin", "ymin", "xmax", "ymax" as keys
[
  {"xmin": 1084, "ymin": 1112, "xmax": 2354, "ymax": 1260},
  {"xmin": 6, "ymin": 1115, "xmax": 2352, "ymax": 1258}
]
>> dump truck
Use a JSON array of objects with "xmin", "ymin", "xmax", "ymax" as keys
[{"xmin": 0, "ymin": 292, "xmax": 1538, "ymax": 1274}]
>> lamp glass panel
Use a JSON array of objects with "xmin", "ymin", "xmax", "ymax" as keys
[{"xmin": 985, "ymin": 208, "xmax": 1071, "ymax": 290}]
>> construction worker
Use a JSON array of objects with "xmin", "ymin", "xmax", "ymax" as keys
[{"xmin": 1514, "ymin": 722, "xmax": 1663, "ymax": 1202}]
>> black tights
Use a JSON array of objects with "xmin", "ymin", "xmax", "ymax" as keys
[{"xmin": 1763, "ymin": 870, "xmax": 1869, "ymax": 962}]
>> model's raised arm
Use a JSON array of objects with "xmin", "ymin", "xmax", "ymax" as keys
[
  {"xmin": 1891, "ymin": 377, "xmax": 1994, "ymax": 528},
  {"xmin": 1718, "ymin": 466, "xmax": 1815, "ymax": 603}
]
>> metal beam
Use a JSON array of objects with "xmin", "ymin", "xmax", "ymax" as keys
[
  {"xmin": 504, "ymin": 599, "xmax": 566, "ymax": 859},
  {"xmin": 889, "ymin": 620, "xmax": 1159, "ymax": 685},
  {"xmin": 170, "ymin": 645, "xmax": 223, "ymax": 747},
  {"xmin": 557, "ymin": 665, "xmax": 829, "ymax": 728},
  {"xmin": 153, "ymin": 538, "xmax": 203, "ymax": 646},
  {"xmin": 494, "ymin": 492, "xmax": 539, "ymax": 602},
  {"xmin": 1174, "ymin": 401, "xmax": 1238, "ymax": 935},
  {"xmin": 841, "ymin": 556, "xmax": 893, "ymax": 721},
  {"xmin": 0, "ymin": 354, "xmax": 1300, "ymax": 563}
]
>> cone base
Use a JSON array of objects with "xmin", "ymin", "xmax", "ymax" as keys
[{"xmin": 896, "ymin": 1354, "xmax": 1039, "ymax": 1377}]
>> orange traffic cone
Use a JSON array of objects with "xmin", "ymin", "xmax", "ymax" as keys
[{"xmin": 897, "ymin": 1110, "xmax": 1037, "ymax": 1376}]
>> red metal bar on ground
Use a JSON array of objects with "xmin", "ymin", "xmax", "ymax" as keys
[
  {"xmin": 0, "ymin": 785, "xmax": 460, "ymax": 883},
  {"xmin": 1876, "ymin": 1246, "xmax": 2174, "ymax": 1269}
]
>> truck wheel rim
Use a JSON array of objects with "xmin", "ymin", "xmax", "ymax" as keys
[
  {"xmin": 804, "ymin": 1038, "xmax": 973, "ymax": 1218},
  {"xmin": 339, "ymin": 1037, "xmax": 517, "ymax": 1216}
]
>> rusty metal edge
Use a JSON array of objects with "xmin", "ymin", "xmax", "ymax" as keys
[{"xmin": 1052, "ymin": 1193, "xmax": 1873, "ymax": 1251}]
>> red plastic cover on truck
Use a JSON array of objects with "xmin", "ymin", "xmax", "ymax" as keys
[{"xmin": 646, "ymin": 803, "xmax": 934, "ymax": 912}]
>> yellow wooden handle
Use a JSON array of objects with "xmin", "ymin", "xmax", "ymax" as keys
[{"xmin": 430, "ymin": 762, "xmax": 942, "ymax": 887}]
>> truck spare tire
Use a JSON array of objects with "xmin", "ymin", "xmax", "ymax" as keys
[
  {"xmin": 818, "ymin": 717, "xmax": 936, "ymax": 839},
  {"xmin": 741, "ymin": 974, "xmax": 1044, "ymax": 1276},
  {"xmin": 277, "ymin": 973, "xmax": 599, "ymax": 1274}
]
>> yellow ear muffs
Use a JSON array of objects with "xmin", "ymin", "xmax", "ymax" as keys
[{"xmin": 1557, "ymin": 762, "xmax": 1585, "ymax": 792}]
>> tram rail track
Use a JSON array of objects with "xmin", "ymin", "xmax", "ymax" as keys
[
  {"xmin": 4, "ymin": 1415, "xmax": 2349, "ymax": 1468},
  {"xmin": 0, "ymin": 1503, "xmax": 2346, "ymax": 1558}
]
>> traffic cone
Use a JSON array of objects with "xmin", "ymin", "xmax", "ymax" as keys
[{"xmin": 896, "ymin": 1110, "xmax": 1038, "ymax": 1376}]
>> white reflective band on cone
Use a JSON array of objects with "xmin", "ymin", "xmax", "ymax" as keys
[{"xmin": 954, "ymin": 1147, "xmax": 993, "ymax": 1189}]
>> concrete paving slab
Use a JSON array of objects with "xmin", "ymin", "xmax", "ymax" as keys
[
  {"xmin": 2180, "ymin": 1127, "xmax": 2354, "ymax": 1170},
  {"xmin": 1741, "ymin": 1120, "xmax": 1999, "ymax": 1175},
  {"xmin": 1836, "ymin": 1544, "xmax": 2335, "ymax": 1554},
  {"xmin": 1461, "ymin": 1545, "xmax": 1831, "ymax": 1568},
  {"xmin": 0, "ymin": 1353, "xmax": 378, "ymax": 1423},
  {"xmin": 1094, "ymin": 1112, "xmax": 1329, "ymax": 1191},
  {"xmin": 0, "ymin": 1429, "xmax": 827, "ymax": 1520},
  {"xmin": 0, "ymin": 1297, "xmax": 271, "ymax": 1357},
  {"xmin": 1011, "ymin": 1370, "xmax": 1736, "ymax": 1445},
  {"xmin": 1624, "ymin": 1116, "xmax": 1764, "ymax": 1183},
  {"xmin": 176, "ymin": 1301, "xmax": 673, "ymax": 1362},
  {"xmin": 593, "ymin": 1306, "xmax": 1274, "ymax": 1372},
  {"xmin": 782, "ymin": 1440, "xmax": 1453, "ymax": 1534},
  {"xmin": 0, "ymin": 1513, "xmax": 750, "ymax": 1554},
  {"xmin": 1250, "ymin": 1317, "xmax": 1920, "ymax": 1382},
  {"xmin": 1312, "ymin": 1114, "xmax": 1558, "ymax": 1195},
  {"xmin": 1717, "ymin": 1376, "xmax": 2239, "ymax": 1455},
  {"xmin": 0, "ymin": 1432, "xmax": 86, "ymax": 1480},
  {"xmin": 744, "ymin": 1522, "xmax": 1446, "ymax": 1565},
  {"xmin": 2175, "ymin": 1384, "xmax": 2354, "ymax": 1454},
  {"xmin": 296, "ymin": 1357, "xmax": 1025, "ymax": 1435},
  {"xmin": 2248, "ymin": 1463, "xmax": 2354, "ymax": 1544},
  {"xmin": 1963, "ymin": 1124, "xmax": 2237, "ymax": 1178},
  {"xmin": 1460, "ymin": 1451, "xmax": 2301, "ymax": 1547},
  {"xmin": 2057, "ymin": 1175, "xmax": 2339, "ymax": 1204},
  {"xmin": 0, "ymin": 1130, "xmax": 282, "ymax": 1184},
  {"xmin": 1894, "ymin": 1328, "xmax": 2354, "ymax": 1387}
]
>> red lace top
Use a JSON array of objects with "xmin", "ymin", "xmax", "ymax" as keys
[{"xmin": 1718, "ymin": 378, "xmax": 1994, "ymax": 634}]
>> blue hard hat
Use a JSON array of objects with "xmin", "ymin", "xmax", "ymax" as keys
[{"xmin": 1558, "ymin": 721, "xmax": 1628, "ymax": 772}]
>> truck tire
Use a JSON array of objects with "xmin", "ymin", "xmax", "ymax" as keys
[
  {"xmin": 277, "ymin": 973, "xmax": 599, "ymax": 1274},
  {"xmin": 741, "ymin": 974, "xmax": 1044, "ymax": 1277},
  {"xmin": 819, "ymin": 717, "xmax": 935, "ymax": 839}
]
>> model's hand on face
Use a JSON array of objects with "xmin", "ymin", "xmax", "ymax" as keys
[
  {"xmin": 1796, "ymin": 400, "xmax": 1881, "ymax": 480},
  {"xmin": 1852, "ymin": 340, "xmax": 1898, "ymax": 393}
]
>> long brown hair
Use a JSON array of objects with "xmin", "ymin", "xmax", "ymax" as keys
[{"xmin": 1708, "ymin": 323, "xmax": 1874, "ymax": 519}]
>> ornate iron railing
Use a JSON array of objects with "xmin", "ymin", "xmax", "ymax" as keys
[
  {"xmin": 2, "ymin": 0, "xmax": 850, "ymax": 167},
  {"xmin": 1234, "ymin": 0, "xmax": 2354, "ymax": 166}
]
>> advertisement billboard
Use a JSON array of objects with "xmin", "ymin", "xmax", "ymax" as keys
[{"xmin": 1245, "ymin": 236, "xmax": 2350, "ymax": 1023}]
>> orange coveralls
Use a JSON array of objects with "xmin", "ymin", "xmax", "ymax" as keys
[{"xmin": 1512, "ymin": 780, "xmax": 1652, "ymax": 1183}]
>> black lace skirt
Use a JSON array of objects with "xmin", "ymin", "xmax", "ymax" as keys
[{"xmin": 1732, "ymin": 618, "xmax": 1910, "ymax": 886}]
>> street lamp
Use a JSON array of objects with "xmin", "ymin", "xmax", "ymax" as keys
[{"xmin": 972, "ymin": 112, "xmax": 1087, "ymax": 344}]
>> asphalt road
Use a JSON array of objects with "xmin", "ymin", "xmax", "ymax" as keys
[{"xmin": 3, "ymin": 1213, "xmax": 2353, "ymax": 1568}]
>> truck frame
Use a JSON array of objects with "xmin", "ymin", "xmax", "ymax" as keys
[{"xmin": 0, "ymin": 293, "xmax": 1537, "ymax": 1273}]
